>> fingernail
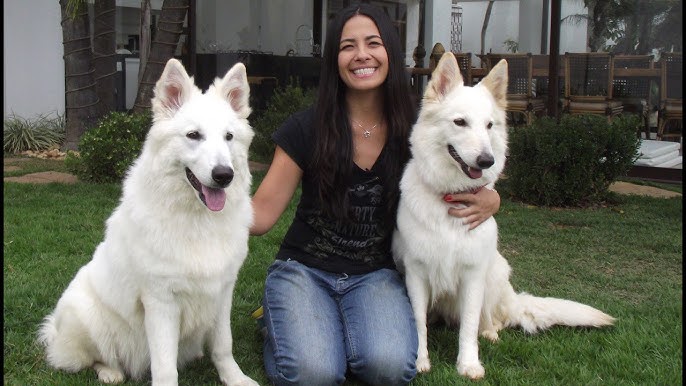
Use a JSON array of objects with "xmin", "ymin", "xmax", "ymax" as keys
[{"xmin": 443, "ymin": 194, "xmax": 452, "ymax": 201}]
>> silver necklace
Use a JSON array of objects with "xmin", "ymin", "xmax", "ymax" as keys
[{"xmin": 352, "ymin": 119, "xmax": 381, "ymax": 138}]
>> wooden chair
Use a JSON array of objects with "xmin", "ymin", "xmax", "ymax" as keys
[
  {"xmin": 613, "ymin": 55, "xmax": 654, "ymax": 138},
  {"xmin": 452, "ymin": 52, "xmax": 474, "ymax": 86},
  {"xmin": 657, "ymin": 52, "xmax": 682, "ymax": 142},
  {"xmin": 563, "ymin": 52, "xmax": 623, "ymax": 122},
  {"xmin": 483, "ymin": 53, "xmax": 546, "ymax": 125}
]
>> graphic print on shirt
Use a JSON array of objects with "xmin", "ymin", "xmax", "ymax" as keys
[{"xmin": 304, "ymin": 177, "xmax": 387, "ymax": 264}]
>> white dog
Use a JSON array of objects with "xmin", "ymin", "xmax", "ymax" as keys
[
  {"xmin": 392, "ymin": 52, "xmax": 615, "ymax": 380},
  {"xmin": 38, "ymin": 59, "xmax": 258, "ymax": 386}
]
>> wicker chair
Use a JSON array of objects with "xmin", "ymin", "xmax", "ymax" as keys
[
  {"xmin": 452, "ymin": 52, "xmax": 474, "ymax": 86},
  {"xmin": 563, "ymin": 52, "xmax": 623, "ymax": 122},
  {"xmin": 613, "ymin": 55, "xmax": 654, "ymax": 138},
  {"xmin": 657, "ymin": 52, "xmax": 682, "ymax": 142},
  {"xmin": 483, "ymin": 53, "xmax": 546, "ymax": 125}
]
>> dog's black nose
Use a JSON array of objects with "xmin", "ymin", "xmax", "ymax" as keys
[
  {"xmin": 476, "ymin": 153, "xmax": 495, "ymax": 169},
  {"xmin": 212, "ymin": 166, "xmax": 234, "ymax": 187}
]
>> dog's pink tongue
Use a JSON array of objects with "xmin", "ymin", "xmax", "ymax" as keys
[
  {"xmin": 468, "ymin": 168, "xmax": 483, "ymax": 179},
  {"xmin": 201, "ymin": 186, "xmax": 226, "ymax": 211}
]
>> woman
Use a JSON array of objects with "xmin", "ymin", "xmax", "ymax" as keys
[{"xmin": 250, "ymin": 4, "xmax": 501, "ymax": 385}]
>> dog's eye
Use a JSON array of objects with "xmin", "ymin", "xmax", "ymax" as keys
[
  {"xmin": 453, "ymin": 118, "xmax": 467, "ymax": 127},
  {"xmin": 487, "ymin": 122, "xmax": 493, "ymax": 129},
  {"xmin": 186, "ymin": 131, "xmax": 201, "ymax": 140},
  {"xmin": 225, "ymin": 132, "xmax": 234, "ymax": 141}
]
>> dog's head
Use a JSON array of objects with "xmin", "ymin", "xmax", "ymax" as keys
[
  {"xmin": 411, "ymin": 52, "xmax": 508, "ymax": 192},
  {"xmin": 146, "ymin": 58, "xmax": 254, "ymax": 212}
]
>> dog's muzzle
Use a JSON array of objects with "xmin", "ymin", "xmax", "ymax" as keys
[
  {"xmin": 447, "ymin": 145, "xmax": 494, "ymax": 180},
  {"xmin": 185, "ymin": 166, "xmax": 233, "ymax": 211}
]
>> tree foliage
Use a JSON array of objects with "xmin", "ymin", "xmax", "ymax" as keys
[{"xmin": 563, "ymin": 0, "xmax": 682, "ymax": 54}]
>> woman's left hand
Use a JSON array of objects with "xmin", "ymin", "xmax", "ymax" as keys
[{"xmin": 444, "ymin": 187, "xmax": 501, "ymax": 230}]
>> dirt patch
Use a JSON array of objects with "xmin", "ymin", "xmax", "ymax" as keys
[
  {"xmin": 4, "ymin": 156, "xmax": 270, "ymax": 185},
  {"xmin": 4, "ymin": 156, "xmax": 680, "ymax": 198},
  {"xmin": 608, "ymin": 181, "xmax": 681, "ymax": 198},
  {"xmin": 4, "ymin": 171, "xmax": 79, "ymax": 184}
]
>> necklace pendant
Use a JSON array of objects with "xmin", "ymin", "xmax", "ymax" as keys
[{"xmin": 363, "ymin": 130, "xmax": 371, "ymax": 138}]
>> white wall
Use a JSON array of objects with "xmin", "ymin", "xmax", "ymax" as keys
[
  {"xmin": 3, "ymin": 0, "xmax": 64, "ymax": 120},
  {"xmin": 196, "ymin": 0, "xmax": 312, "ymax": 56},
  {"xmin": 433, "ymin": 0, "xmax": 588, "ymax": 66}
]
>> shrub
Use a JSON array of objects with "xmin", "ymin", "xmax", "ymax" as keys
[
  {"xmin": 505, "ymin": 113, "xmax": 641, "ymax": 207},
  {"xmin": 65, "ymin": 111, "xmax": 151, "ymax": 183},
  {"xmin": 250, "ymin": 83, "xmax": 317, "ymax": 163},
  {"xmin": 3, "ymin": 112, "xmax": 65, "ymax": 153}
]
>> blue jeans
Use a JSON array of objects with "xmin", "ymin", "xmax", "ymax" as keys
[{"xmin": 262, "ymin": 259, "xmax": 418, "ymax": 386}]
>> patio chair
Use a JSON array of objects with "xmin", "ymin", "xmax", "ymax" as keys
[
  {"xmin": 657, "ymin": 52, "xmax": 682, "ymax": 142},
  {"xmin": 483, "ymin": 53, "xmax": 546, "ymax": 126},
  {"xmin": 452, "ymin": 52, "xmax": 474, "ymax": 86},
  {"xmin": 613, "ymin": 55, "xmax": 654, "ymax": 138},
  {"xmin": 563, "ymin": 52, "xmax": 623, "ymax": 122}
]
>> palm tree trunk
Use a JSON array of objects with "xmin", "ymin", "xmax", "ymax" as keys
[
  {"xmin": 132, "ymin": 0, "xmax": 190, "ymax": 113},
  {"xmin": 93, "ymin": 0, "xmax": 117, "ymax": 113},
  {"xmin": 60, "ymin": 0, "xmax": 101, "ymax": 150}
]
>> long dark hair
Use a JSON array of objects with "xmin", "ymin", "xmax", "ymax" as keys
[{"xmin": 311, "ymin": 3, "xmax": 415, "ymax": 231}]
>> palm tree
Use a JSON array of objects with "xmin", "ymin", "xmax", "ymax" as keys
[
  {"xmin": 562, "ymin": 0, "xmax": 682, "ymax": 54},
  {"xmin": 132, "ymin": 0, "xmax": 190, "ymax": 113},
  {"xmin": 60, "ymin": 0, "xmax": 190, "ymax": 148},
  {"xmin": 60, "ymin": 0, "xmax": 103, "ymax": 150}
]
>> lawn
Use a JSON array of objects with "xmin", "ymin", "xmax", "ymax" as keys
[{"xmin": 3, "ymin": 157, "xmax": 682, "ymax": 385}]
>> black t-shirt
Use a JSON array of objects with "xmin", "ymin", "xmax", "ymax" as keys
[{"xmin": 272, "ymin": 107, "xmax": 395, "ymax": 275}]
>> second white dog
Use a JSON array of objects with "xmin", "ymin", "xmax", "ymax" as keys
[{"xmin": 392, "ymin": 52, "xmax": 615, "ymax": 380}]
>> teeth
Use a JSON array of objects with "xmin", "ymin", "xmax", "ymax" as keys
[{"xmin": 354, "ymin": 68, "xmax": 375, "ymax": 75}]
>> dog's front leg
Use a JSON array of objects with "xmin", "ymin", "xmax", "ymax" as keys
[
  {"xmin": 142, "ymin": 294, "xmax": 181, "ymax": 386},
  {"xmin": 211, "ymin": 280, "xmax": 258, "ymax": 386},
  {"xmin": 405, "ymin": 271, "xmax": 432, "ymax": 373},
  {"xmin": 456, "ymin": 271, "xmax": 486, "ymax": 380}
]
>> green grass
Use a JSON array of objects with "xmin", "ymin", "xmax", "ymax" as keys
[{"xmin": 3, "ymin": 157, "xmax": 683, "ymax": 385}]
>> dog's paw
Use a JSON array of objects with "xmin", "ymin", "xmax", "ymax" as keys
[
  {"xmin": 94, "ymin": 363, "xmax": 125, "ymax": 384},
  {"xmin": 223, "ymin": 375, "xmax": 259, "ymax": 386},
  {"xmin": 480, "ymin": 329, "xmax": 499, "ymax": 342},
  {"xmin": 457, "ymin": 360, "xmax": 485, "ymax": 380},
  {"xmin": 416, "ymin": 356, "xmax": 432, "ymax": 373}
]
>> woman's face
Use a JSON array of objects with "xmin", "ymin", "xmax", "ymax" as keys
[{"xmin": 337, "ymin": 14, "xmax": 389, "ymax": 92}]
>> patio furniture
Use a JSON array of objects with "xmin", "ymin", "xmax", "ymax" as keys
[
  {"xmin": 452, "ymin": 52, "xmax": 474, "ymax": 86},
  {"xmin": 483, "ymin": 53, "xmax": 546, "ymax": 125},
  {"xmin": 563, "ymin": 52, "xmax": 623, "ymax": 122},
  {"xmin": 657, "ymin": 52, "xmax": 682, "ymax": 142},
  {"xmin": 613, "ymin": 54, "xmax": 654, "ymax": 138}
]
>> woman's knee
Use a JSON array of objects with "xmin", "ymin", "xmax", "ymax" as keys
[
  {"xmin": 349, "ymin": 346, "xmax": 417, "ymax": 386},
  {"xmin": 267, "ymin": 355, "xmax": 346, "ymax": 386}
]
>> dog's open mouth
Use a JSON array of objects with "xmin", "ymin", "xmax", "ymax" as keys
[
  {"xmin": 448, "ymin": 145, "xmax": 483, "ymax": 179},
  {"xmin": 185, "ymin": 168, "xmax": 227, "ymax": 212}
]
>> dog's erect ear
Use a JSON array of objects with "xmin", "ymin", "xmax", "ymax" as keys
[
  {"xmin": 152, "ymin": 58, "xmax": 193, "ymax": 119},
  {"xmin": 424, "ymin": 52, "xmax": 464, "ymax": 102},
  {"xmin": 479, "ymin": 59, "xmax": 508, "ymax": 111},
  {"xmin": 215, "ymin": 62, "xmax": 251, "ymax": 119}
]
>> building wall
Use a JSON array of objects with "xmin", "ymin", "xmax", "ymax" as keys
[
  {"xmin": 197, "ymin": 0, "xmax": 313, "ymax": 56},
  {"xmin": 3, "ymin": 0, "xmax": 64, "ymax": 120}
]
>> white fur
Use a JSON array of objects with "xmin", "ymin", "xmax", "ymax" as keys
[
  {"xmin": 392, "ymin": 52, "xmax": 615, "ymax": 380},
  {"xmin": 37, "ymin": 59, "xmax": 258, "ymax": 386}
]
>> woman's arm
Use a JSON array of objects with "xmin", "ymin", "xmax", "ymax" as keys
[
  {"xmin": 250, "ymin": 146, "xmax": 303, "ymax": 236},
  {"xmin": 444, "ymin": 187, "xmax": 501, "ymax": 230}
]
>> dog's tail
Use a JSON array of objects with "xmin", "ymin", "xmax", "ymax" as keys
[
  {"xmin": 506, "ymin": 292, "xmax": 615, "ymax": 333},
  {"xmin": 37, "ymin": 314, "xmax": 57, "ymax": 348}
]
